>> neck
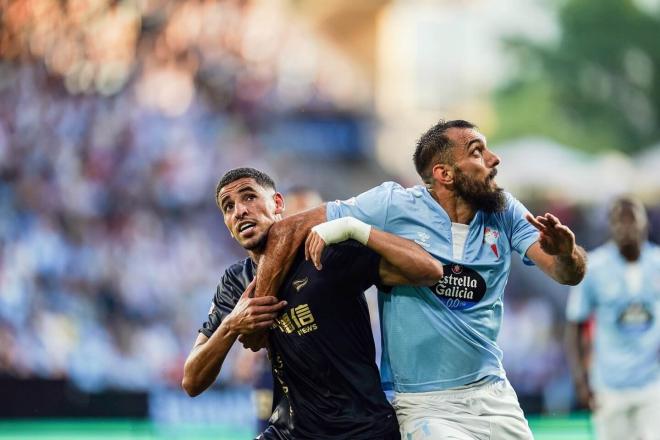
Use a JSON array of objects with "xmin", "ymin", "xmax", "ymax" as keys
[
  {"xmin": 248, "ymin": 251, "xmax": 263, "ymax": 265},
  {"xmin": 619, "ymin": 243, "xmax": 641, "ymax": 262},
  {"xmin": 429, "ymin": 186, "xmax": 476, "ymax": 224}
]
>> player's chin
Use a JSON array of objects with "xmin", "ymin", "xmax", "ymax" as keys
[{"xmin": 242, "ymin": 233, "xmax": 268, "ymax": 251}]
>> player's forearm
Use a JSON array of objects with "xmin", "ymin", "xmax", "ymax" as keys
[
  {"xmin": 564, "ymin": 322, "xmax": 589, "ymax": 385},
  {"xmin": 552, "ymin": 246, "xmax": 587, "ymax": 285},
  {"xmin": 182, "ymin": 323, "xmax": 237, "ymax": 397},
  {"xmin": 368, "ymin": 228, "xmax": 443, "ymax": 285},
  {"xmin": 255, "ymin": 205, "xmax": 327, "ymax": 297}
]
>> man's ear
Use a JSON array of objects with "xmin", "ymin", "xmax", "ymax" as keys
[
  {"xmin": 274, "ymin": 192, "xmax": 285, "ymax": 215},
  {"xmin": 431, "ymin": 163, "xmax": 453, "ymax": 185}
]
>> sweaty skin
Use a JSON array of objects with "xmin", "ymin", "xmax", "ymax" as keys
[{"xmin": 254, "ymin": 206, "xmax": 327, "ymax": 298}]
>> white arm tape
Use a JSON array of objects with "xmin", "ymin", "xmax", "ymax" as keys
[{"xmin": 311, "ymin": 217, "xmax": 372, "ymax": 246}]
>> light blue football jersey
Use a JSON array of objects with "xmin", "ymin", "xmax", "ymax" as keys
[
  {"xmin": 566, "ymin": 242, "xmax": 660, "ymax": 391},
  {"xmin": 326, "ymin": 182, "xmax": 539, "ymax": 392}
]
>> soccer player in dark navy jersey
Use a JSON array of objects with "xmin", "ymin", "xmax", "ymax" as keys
[{"xmin": 182, "ymin": 168, "xmax": 443, "ymax": 440}]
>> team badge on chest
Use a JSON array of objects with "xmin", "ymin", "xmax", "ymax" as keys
[{"xmin": 484, "ymin": 227, "xmax": 500, "ymax": 258}]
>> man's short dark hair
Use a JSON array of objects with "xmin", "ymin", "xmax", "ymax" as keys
[
  {"xmin": 413, "ymin": 119, "xmax": 476, "ymax": 183},
  {"xmin": 215, "ymin": 167, "xmax": 276, "ymax": 205}
]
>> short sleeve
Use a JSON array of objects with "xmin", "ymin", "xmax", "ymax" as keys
[
  {"xmin": 321, "ymin": 240, "xmax": 382, "ymax": 293},
  {"xmin": 326, "ymin": 182, "xmax": 398, "ymax": 230},
  {"xmin": 566, "ymin": 277, "xmax": 594, "ymax": 323},
  {"xmin": 199, "ymin": 267, "xmax": 251, "ymax": 337},
  {"xmin": 505, "ymin": 194, "xmax": 539, "ymax": 265}
]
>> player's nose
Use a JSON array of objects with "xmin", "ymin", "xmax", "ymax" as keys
[
  {"xmin": 487, "ymin": 149, "xmax": 501, "ymax": 168},
  {"xmin": 233, "ymin": 202, "xmax": 249, "ymax": 220}
]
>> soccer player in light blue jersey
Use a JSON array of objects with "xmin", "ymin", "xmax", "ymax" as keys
[
  {"xmin": 566, "ymin": 197, "xmax": 660, "ymax": 440},
  {"xmin": 252, "ymin": 119, "xmax": 587, "ymax": 439}
]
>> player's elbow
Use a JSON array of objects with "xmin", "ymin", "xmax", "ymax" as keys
[
  {"xmin": 181, "ymin": 361, "xmax": 208, "ymax": 397},
  {"xmin": 557, "ymin": 267, "xmax": 586, "ymax": 286},
  {"xmin": 562, "ymin": 275, "xmax": 583, "ymax": 286},
  {"xmin": 181, "ymin": 376, "xmax": 204, "ymax": 397}
]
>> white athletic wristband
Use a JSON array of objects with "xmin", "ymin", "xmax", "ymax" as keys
[{"xmin": 311, "ymin": 217, "xmax": 372, "ymax": 245}]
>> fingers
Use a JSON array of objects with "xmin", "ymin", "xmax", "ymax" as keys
[
  {"xmin": 251, "ymin": 313, "xmax": 279, "ymax": 322},
  {"xmin": 527, "ymin": 213, "xmax": 564, "ymax": 231},
  {"xmin": 554, "ymin": 224, "xmax": 575, "ymax": 239},
  {"xmin": 240, "ymin": 316, "xmax": 277, "ymax": 333},
  {"xmin": 304, "ymin": 231, "xmax": 326, "ymax": 270},
  {"xmin": 304, "ymin": 231, "xmax": 323, "ymax": 263},
  {"xmin": 310, "ymin": 235, "xmax": 326, "ymax": 270},
  {"xmin": 525, "ymin": 213, "xmax": 545, "ymax": 231},
  {"xmin": 305, "ymin": 232, "xmax": 313, "ymax": 262},
  {"xmin": 250, "ymin": 300, "xmax": 288, "ymax": 314},
  {"xmin": 249, "ymin": 296, "xmax": 285, "ymax": 306},
  {"xmin": 545, "ymin": 213, "xmax": 560, "ymax": 226}
]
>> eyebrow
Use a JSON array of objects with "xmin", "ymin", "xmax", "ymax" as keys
[
  {"xmin": 219, "ymin": 185, "xmax": 257, "ymax": 206},
  {"xmin": 466, "ymin": 138, "xmax": 484, "ymax": 150}
]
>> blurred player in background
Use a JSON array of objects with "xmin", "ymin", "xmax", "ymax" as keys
[
  {"xmin": 252, "ymin": 185, "xmax": 323, "ymax": 433},
  {"xmin": 566, "ymin": 196, "xmax": 660, "ymax": 440},
  {"xmin": 254, "ymin": 119, "xmax": 587, "ymax": 439},
  {"xmin": 183, "ymin": 168, "xmax": 443, "ymax": 439}
]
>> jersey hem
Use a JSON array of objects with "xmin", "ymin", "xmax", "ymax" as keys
[{"xmin": 391, "ymin": 369, "xmax": 505, "ymax": 393}]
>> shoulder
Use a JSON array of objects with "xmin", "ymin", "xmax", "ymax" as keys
[
  {"xmin": 379, "ymin": 181, "xmax": 427, "ymax": 205},
  {"xmin": 364, "ymin": 181, "xmax": 420, "ymax": 200},
  {"xmin": 503, "ymin": 192, "xmax": 525, "ymax": 211},
  {"xmin": 485, "ymin": 192, "xmax": 527, "ymax": 225},
  {"xmin": 642, "ymin": 242, "xmax": 660, "ymax": 262},
  {"xmin": 586, "ymin": 243, "xmax": 615, "ymax": 272},
  {"xmin": 223, "ymin": 257, "xmax": 254, "ymax": 281},
  {"xmin": 217, "ymin": 258, "xmax": 254, "ymax": 301}
]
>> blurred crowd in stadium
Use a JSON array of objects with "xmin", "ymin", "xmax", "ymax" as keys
[
  {"xmin": 3, "ymin": 63, "xmax": 659, "ymax": 410},
  {"xmin": 1, "ymin": 0, "xmax": 659, "ymax": 419},
  {"xmin": 0, "ymin": 0, "xmax": 367, "ymax": 393}
]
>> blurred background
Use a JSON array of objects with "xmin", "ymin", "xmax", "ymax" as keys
[{"xmin": 1, "ymin": 0, "xmax": 660, "ymax": 438}]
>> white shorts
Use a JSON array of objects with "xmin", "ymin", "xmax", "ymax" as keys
[
  {"xmin": 593, "ymin": 379, "xmax": 660, "ymax": 440},
  {"xmin": 393, "ymin": 378, "xmax": 533, "ymax": 440}
]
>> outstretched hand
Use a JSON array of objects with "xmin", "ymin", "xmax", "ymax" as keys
[{"xmin": 525, "ymin": 212, "xmax": 576, "ymax": 257}]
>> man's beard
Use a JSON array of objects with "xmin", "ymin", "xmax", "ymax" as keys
[
  {"xmin": 243, "ymin": 232, "xmax": 268, "ymax": 252},
  {"xmin": 453, "ymin": 166, "xmax": 507, "ymax": 213}
]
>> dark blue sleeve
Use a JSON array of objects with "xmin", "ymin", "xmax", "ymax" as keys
[
  {"xmin": 199, "ymin": 263, "xmax": 252, "ymax": 337},
  {"xmin": 321, "ymin": 240, "xmax": 382, "ymax": 293}
]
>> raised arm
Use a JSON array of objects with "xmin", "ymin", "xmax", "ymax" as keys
[
  {"xmin": 254, "ymin": 205, "xmax": 327, "ymax": 298},
  {"xmin": 525, "ymin": 213, "xmax": 587, "ymax": 285},
  {"xmin": 305, "ymin": 217, "xmax": 443, "ymax": 286},
  {"xmin": 182, "ymin": 281, "xmax": 286, "ymax": 396}
]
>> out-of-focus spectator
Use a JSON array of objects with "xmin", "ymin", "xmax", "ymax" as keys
[{"xmin": 0, "ymin": 0, "xmax": 368, "ymax": 392}]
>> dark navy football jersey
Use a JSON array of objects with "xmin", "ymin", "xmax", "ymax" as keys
[{"xmin": 200, "ymin": 240, "xmax": 399, "ymax": 440}]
